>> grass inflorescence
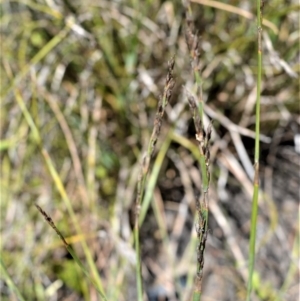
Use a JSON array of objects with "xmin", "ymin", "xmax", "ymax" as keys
[
  {"xmin": 188, "ymin": 94, "xmax": 212, "ymax": 300},
  {"xmin": 134, "ymin": 57, "xmax": 175, "ymax": 300}
]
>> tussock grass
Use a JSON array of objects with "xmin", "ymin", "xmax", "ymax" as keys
[{"xmin": 1, "ymin": 1, "xmax": 299, "ymax": 300}]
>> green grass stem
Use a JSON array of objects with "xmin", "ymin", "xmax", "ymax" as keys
[
  {"xmin": 139, "ymin": 132, "xmax": 172, "ymax": 227},
  {"xmin": 15, "ymin": 91, "xmax": 107, "ymax": 300},
  {"xmin": 246, "ymin": 0, "xmax": 263, "ymax": 299},
  {"xmin": 0, "ymin": 258, "xmax": 26, "ymax": 301},
  {"xmin": 34, "ymin": 204, "xmax": 107, "ymax": 300},
  {"xmin": 4, "ymin": 23, "xmax": 70, "ymax": 97}
]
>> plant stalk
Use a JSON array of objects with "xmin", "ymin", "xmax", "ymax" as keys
[{"xmin": 247, "ymin": 0, "xmax": 263, "ymax": 299}]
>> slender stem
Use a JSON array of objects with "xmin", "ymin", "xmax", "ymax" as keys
[
  {"xmin": 247, "ymin": 169, "xmax": 259, "ymax": 299},
  {"xmin": 139, "ymin": 135, "xmax": 172, "ymax": 226},
  {"xmin": 247, "ymin": 0, "xmax": 263, "ymax": 299},
  {"xmin": 134, "ymin": 223, "xmax": 144, "ymax": 301},
  {"xmin": 0, "ymin": 259, "xmax": 26, "ymax": 301},
  {"xmin": 4, "ymin": 24, "xmax": 70, "ymax": 97},
  {"xmin": 134, "ymin": 58, "xmax": 175, "ymax": 300},
  {"xmin": 15, "ymin": 91, "xmax": 106, "ymax": 299},
  {"xmin": 184, "ymin": 4, "xmax": 211, "ymax": 299},
  {"xmin": 187, "ymin": 95, "xmax": 211, "ymax": 301},
  {"xmin": 34, "ymin": 204, "xmax": 107, "ymax": 300}
]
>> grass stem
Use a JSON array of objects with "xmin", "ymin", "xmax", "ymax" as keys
[
  {"xmin": 15, "ymin": 91, "xmax": 107, "ymax": 300},
  {"xmin": 246, "ymin": 0, "xmax": 263, "ymax": 299},
  {"xmin": 184, "ymin": 6, "xmax": 212, "ymax": 299},
  {"xmin": 134, "ymin": 58, "xmax": 175, "ymax": 300},
  {"xmin": 0, "ymin": 259, "xmax": 26, "ymax": 301}
]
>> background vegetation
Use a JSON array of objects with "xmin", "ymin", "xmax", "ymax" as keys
[{"xmin": 1, "ymin": 0, "xmax": 299, "ymax": 300}]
